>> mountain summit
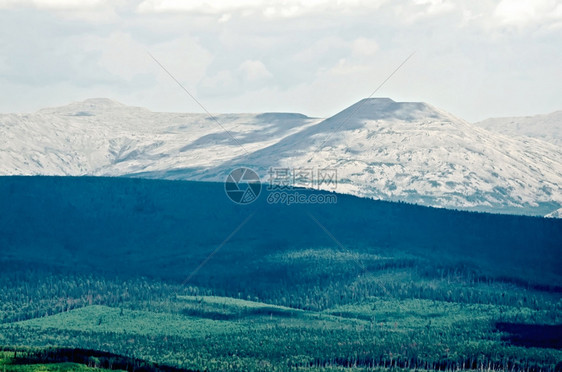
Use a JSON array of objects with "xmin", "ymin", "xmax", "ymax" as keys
[{"xmin": 329, "ymin": 98, "xmax": 453, "ymax": 123}]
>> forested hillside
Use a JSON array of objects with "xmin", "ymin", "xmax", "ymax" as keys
[{"xmin": 0, "ymin": 176, "xmax": 560, "ymax": 371}]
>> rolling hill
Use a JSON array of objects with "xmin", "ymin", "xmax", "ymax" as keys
[{"xmin": 0, "ymin": 176, "xmax": 560, "ymax": 291}]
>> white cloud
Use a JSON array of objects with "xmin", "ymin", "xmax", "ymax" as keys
[
  {"xmin": 413, "ymin": 0, "xmax": 455, "ymax": 15},
  {"xmin": 218, "ymin": 13, "xmax": 232, "ymax": 23},
  {"xmin": 0, "ymin": 0, "xmax": 560, "ymax": 121},
  {"xmin": 239, "ymin": 60, "xmax": 273, "ymax": 82},
  {"xmin": 137, "ymin": 0, "xmax": 389, "ymax": 17},
  {"xmin": 0, "ymin": 0, "xmax": 107, "ymax": 10},
  {"xmin": 0, "ymin": 0, "xmax": 124, "ymax": 22},
  {"xmin": 352, "ymin": 37, "xmax": 378, "ymax": 57},
  {"xmin": 394, "ymin": 0, "xmax": 455, "ymax": 23},
  {"xmin": 137, "ymin": 0, "xmax": 264, "ymax": 14},
  {"xmin": 263, "ymin": 5, "xmax": 302, "ymax": 18},
  {"xmin": 198, "ymin": 60, "xmax": 273, "ymax": 97},
  {"xmin": 82, "ymin": 32, "xmax": 151, "ymax": 81},
  {"xmin": 292, "ymin": 37, "xmax": 347, "ymax": 63},
  {"xmin": 494, "ymin": 0, "xmax": 562, "ymax": 27},
  {"xmin": 148, "ymin": 37, "xmax": 215, "ymax": 91},
  {"xmin": 198, "ymin": 70, "xmax": 237, "ymax": 96}
]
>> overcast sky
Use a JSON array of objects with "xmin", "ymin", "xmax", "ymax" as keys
[{"xmin": 0, "ymin": 0, "xmax": 560, "ymax": 121}]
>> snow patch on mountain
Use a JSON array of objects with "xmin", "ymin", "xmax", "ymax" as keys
[
  {"xmin": 474, "ymin": 111, "xmax": 562, "ymax": 146},
  {"xmin": 0, "ymin": 99, "xmax": 320, "ymax": 177},
  {"xmin": 545, "ymin": 207, "xmax": 562, "ymax": 219},
  {"xmin": 201, "ymin": 98, "xmax": 561, "ymax": 215},
  {"xmin": 1, "ymin": 98, "xmax": 560, "ymax": 216}
]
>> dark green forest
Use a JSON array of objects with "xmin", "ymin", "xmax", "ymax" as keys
[{"xmin": 0, "ymin": 176, "xmax": 560, "ymax": 371}]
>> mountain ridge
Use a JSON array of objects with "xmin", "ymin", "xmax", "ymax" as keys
[
  {"xmin": 474, "ymin": 110, "xmax": 562, "ymax": 146},
  {"xmin": 1, "ymin": 97, "xmax": 560, "ymax": 216}
]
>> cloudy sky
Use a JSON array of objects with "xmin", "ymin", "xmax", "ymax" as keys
[{"xmin": 0, "ymin": 0, "xmax": 560, "ymax": 121}]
